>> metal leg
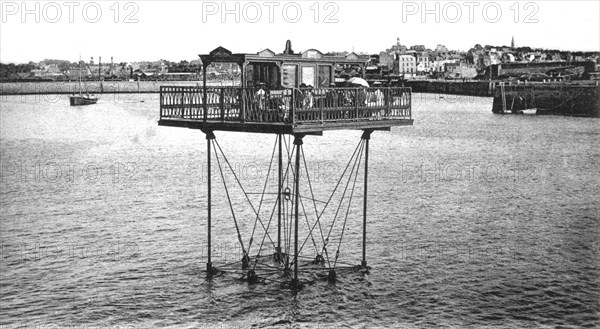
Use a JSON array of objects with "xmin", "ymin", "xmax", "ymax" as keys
[
  {"xmin": 205, "ymin": 130, "xmax": 216, "ymax": 276},
  {"xmin": 361, "ymin": 129, "xmax": 373, "ymax": 269},
  {"xmin": 292, "ymin": 134, "xmax": 303, "ymax": 287},
  {"xmin": 277, "ymin": 134, "xmax": 282, "ymax": 258}
]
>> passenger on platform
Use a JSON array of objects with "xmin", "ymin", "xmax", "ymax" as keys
[
  {"xmin": 367, "ymin": 89, "xmax": 384, "ymax": 106},
  {"xmin": 299, "ymin": 83, "xmax": 315, "ymax": 109},
  {"xmin": 255, "ymin": 83, "xmax": 267, "ymax": 111},
  {"xmin": 367, "ymin": 89, "xmax": 385, "ymax": 118},
  {"xmin": 354, "ymin": 86, "xmax": 367, "ymax": 107}
]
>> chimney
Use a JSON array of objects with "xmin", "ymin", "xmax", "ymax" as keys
[{"xmin": 284, "ymin": 40, "xmax": 294, "ymax": 55}]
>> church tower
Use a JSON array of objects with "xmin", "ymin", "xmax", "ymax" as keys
[{"xmin": 511, "ymin": 36, "xmax": 515, "ymax": 49}]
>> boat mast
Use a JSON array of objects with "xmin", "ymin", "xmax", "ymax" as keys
[{"xmin": 78, "ymin": 53, "xmax": 82, "ymax": 96}]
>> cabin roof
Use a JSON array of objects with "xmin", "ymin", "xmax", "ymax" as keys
[{"xmin": 200, "ymin": 46, "xmax": 368, "ymax": 66}]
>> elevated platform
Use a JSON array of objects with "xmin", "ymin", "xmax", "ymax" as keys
[
  {"xmin": 158, "ymin": 86, "xmax": 413, "ymax": 134},
  {"xmin": 157, "ymin": 43, "xmax": 415, "ymax": 286}
]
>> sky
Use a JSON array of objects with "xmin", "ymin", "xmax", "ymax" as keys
[{"xmin": 1, "ymin": 0, "xmax": 599, "ymax": 64}]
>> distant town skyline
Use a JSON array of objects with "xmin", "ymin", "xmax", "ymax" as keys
[
  {"xmin": 6, "ymin": 37, "xmax": 598, "ymax": 66},
  {"xmin": 1, "ymin": 0, "xmax": 599, "ymax": 64}
]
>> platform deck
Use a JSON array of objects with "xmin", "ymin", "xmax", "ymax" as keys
[{"xmin": 158, "ymin": 86, "xmax": 413, "ymax": 134}]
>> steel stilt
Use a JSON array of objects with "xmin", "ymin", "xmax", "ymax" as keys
[
  {"xmin": 205, "ymin": 130, "xmax": 216, "ymax": 276},
  {"xmin": 277, "ymin": 134, "xmax": 283, "ymax": 259},
  {"xmin": 292, "ymin": 134, "xmax": 303, "ymax": 287},
  {"xmin": 361, "ymin": 129, "xmax": 373, "ymax": 269}
]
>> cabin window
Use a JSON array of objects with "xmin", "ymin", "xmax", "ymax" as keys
[
  {"xmin": 301, "ymin": 66, "xmax": 315, "ymax": 87},
  {"xmin": 282, "ymin": 64, "xmax": 297, "ymax": 88},
  {"xmin": 246, "ymin": 65, "xmax": 254, "ymax": 86},
  {"xmin": 318, "ymin": 66, "xmax": 331, "ymax": 88},
  {"xmin": 245, "ymin": 63, "xmax": 280, "ymax": 89}
]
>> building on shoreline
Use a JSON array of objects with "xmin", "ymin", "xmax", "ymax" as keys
[{"xmin": 395, "ymin": 54, "xmax": 417, "ymax": 78}]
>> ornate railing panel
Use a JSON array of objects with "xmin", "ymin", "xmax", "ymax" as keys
[{"xmin": 160, "ymin": 86, "xmax": 411, "ymax": 125}]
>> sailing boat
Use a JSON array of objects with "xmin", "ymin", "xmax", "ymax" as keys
[{"xmin": 69, "ymin": 59, "xmax": 98, "ymax": 106}]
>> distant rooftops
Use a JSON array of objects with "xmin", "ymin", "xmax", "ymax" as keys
[{"xmin": 199, "ymin": 40, "xmax": 369, "ymax": 66}]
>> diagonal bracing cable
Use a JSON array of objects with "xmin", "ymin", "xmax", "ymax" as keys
[
  {"xmin": 252, "ymin": 140, "xmax": 290, "ymax": 269},
  {"xmin": 213, "ymin": 139, "xmax": 277, "ymax": 251},
  {"xmin": 286, "ymin": 145, "xmax": 325, "ymax": 265},
  {"xmin": 322, "ymin": 139, "xmax": 365, "ymax": 268},
  {"xmin": 297, "ymin": 179, "xmax": 320, "ymax": 257},
  {"xmin": 333, "ymin": 141, "xmax": 365, "ymax": 269},
  {"xmin": 283, "ymin": 135, "xmax": 295, "ymax": 261},
  {"xmin": 298, "ymin": 145, "xmax": 328, "ymax": 256},
  {"xmin": 252, "ymin": 191, "xmax": 282, "ymax": 270},
  {"xmin": 247, "ymin": 137, "xmax": 278, "ymax": 255},
  {"xmin": 212, "ymin": 139, "xmax": 246, "ymax": 255},
  {"xmin": 295, "ymin": 138, "xmax": 364, "ymax": 268}
]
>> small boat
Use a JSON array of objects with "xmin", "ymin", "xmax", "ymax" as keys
[
  {"xmin": 69, "ymin": 94, "xmax": 98, "ymax": 106},
  {"xmin": 70, "ymin": 59, "xmax": 98, "ymax": 106}
]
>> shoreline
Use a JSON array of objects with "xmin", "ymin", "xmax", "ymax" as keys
[
  {"xmin": 1, "ymin": 80, "xmax": 598, "ymax": 97},
  {"xmin": 0, "ymin": 80, "xmax": 237, "ymax": 96}
]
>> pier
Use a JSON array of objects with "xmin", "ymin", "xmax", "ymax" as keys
[
  {"xmin": 158, "ymin": 44, "xmax": 413, "ymax": 287},
  {"xmin": 405, "ymin": 80, "xmax": 496, "ymax": 97},
  {"xmin": 493, "ymin": 82, "xmax": 600, "ymax": 117}
]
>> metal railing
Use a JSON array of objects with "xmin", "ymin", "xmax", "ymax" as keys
[{"xmin": 160, "ymin": 86, "xmax": 411, "ymax": 125}]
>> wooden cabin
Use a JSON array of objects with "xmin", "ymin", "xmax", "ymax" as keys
[{"xmin": 200, "ymin": 46, "xmax": 368, "ymax": 89}]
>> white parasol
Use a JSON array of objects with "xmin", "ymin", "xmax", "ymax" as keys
[{"xmin": 347, "ymin": 77, "xmax": 370, "ymax": 87}]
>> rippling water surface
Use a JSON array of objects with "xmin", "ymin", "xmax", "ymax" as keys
[{"xmin": 1, "ymin": 93, "xmax": 599, "ymax": 328}]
